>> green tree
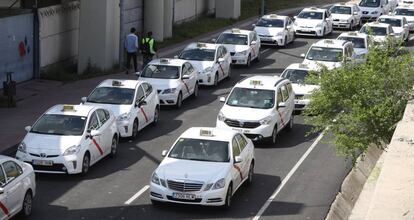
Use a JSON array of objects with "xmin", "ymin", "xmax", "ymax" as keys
[{"xmin": 304, "ymin": 40, "xmax": 414, "ymax": 160}]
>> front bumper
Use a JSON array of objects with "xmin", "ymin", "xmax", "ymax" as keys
[
  {"xmin": 150, "ymin": 182, "xmax": 227, "ymax": 206},
  {"xmin": 116, "ymin": 119, "xmax": 133, "ymax": 137},
  {"xmin": 294, "ymin": 27, "xmax": 323, "ymax": 36},
  {"xmin": 258, "ymin": 36, "xmax": 283, "ymax": 46},
  {"xmin": 361, "ymin": 15, "xmax": 378, "ymax": 22},
  {"xmin": 16, "ymin": 151, "xmax": 81, "ymax": 174},
  {"xmin": 216, "ymin": 120, "xmax": 274, "ymax": 141},
  {"xmin": 198, "ymin": 72, "xmax": 215, "ymax": 86},
  {"xmin": 294, "ymin": 98, "xmax": 310, "ymax": 110},
  {"xmin": 158, "ymin": 93, "xmax": 179, "ymax": 105},
  {"xmin": 333, "ymin": 22, "xmax": 351, "ymax": 29},
  {"xmin": 231, "ymin": 55, "xmax": 249, "ymax": 65}
]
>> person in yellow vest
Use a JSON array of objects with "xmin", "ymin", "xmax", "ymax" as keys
[{"xmin": 141, "ymin": 31, "xmax": 157, "ymax": 69}]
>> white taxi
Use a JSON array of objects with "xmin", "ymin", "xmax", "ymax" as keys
[
  {"xmin": 16, "ymin": 105, "xmax": 119, "ymax": 175},
  {"xmin": 359, "ymin": 0, "xmax": 390, "ymax": 22},
  {"xmin": 150, "ymin": 127, "xmax": 254, "ymax": 208},
  {"xmin": 378, "ymin": 15, "xmax": 410, "ymax": 41},
  {"xmin": 337, "ymin": 32, "xmax": 370, "ymax": 58},
  {"xmin": 253, "ymin": 14, "xmax": 295, "ymax": 46},
  {"xmin": 280, "ymin": 63, "xmax": 320, "ymax": 110},
  {"xmin": 359, "ymin": 22, "xmax": 395, "ymax": 43},
  {"xmin": 216, "ymin": 76, "xmax": 295, "ymax": 144},
  {"xmin": 0, "ymin": 156, "xmax": 35, "ymax": 219},
  {"xmin": 178, "ymin": 42, "xmax": 232, "ymax": 86},
  {"xmin": 293, "ymin": 7, "xmax": 333, "ymax": 37},
  {"xmin": 301, "ymin": 39, "xmax": 355, "ymax": 71},
  {"xmin": 138, "ymin": 58, "xmax": 198, "ymax": 108},
  {"xmin": 330, "ymin": 3, "xmax": 362, "ymax": 30},
  {"xmin": 82, "ymin": 79, "xmax": 160, "ymax": 139},
  {"xmin": 395, "ymin": 4, "xmax": 414, "ymax": 31},
  {"xmin": 214, "ymin": 28, "xmax": 261, "ymax": 67}
]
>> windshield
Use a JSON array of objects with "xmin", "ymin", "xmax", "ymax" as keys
[
  {"xmin": 395, "ymin": 8, "xmax": 414, "ymax": 16},
  {"xmin": 378, "ymin": 18, "xmax": 402, "ymax": 27},
  {"xmin": 330, "ymin": 6, "xmax": 352, "ymax": 14},
  {"xmin": 281, "ymin": 69, "xmax": 314, "ymax": 84},
  {"xmin": 87, "ymin": 87, "xmax": 135, "ymax": 105},
  {"xmin": 360, "ymin": 26, "xmax": 388, "ymax": 36},
  {"xmin": 256, "ymin": 18, "xmax": 285, "ymax": 27},
  {"xmin": 297, "ymin": 11, "xmax": 323, "ymax": 19},
  {"xmin": 179, "ymin": 48, "xmax": 215, "ymax": 61},
  {"xmin": 226, "ymin": 87, "xmax": 275, "ymax": 109},
  {"xmin": 359, "ymin": 0, "xmax": 381, "ymax": 7},
  {"xmin": 168, "ymin": 138, "xmax": 230, "ymax": 163},
  {"xmin": 31, "ymin": 114, "xmax": 86, "ymax": 136},
  {"xmin": 338, "ymin": 36, "xmax": 366, "ymax": 48},
  {"xmin": 306, "ymin": 46, "xmax": 343, "ymax": 62},
  {"xmin": 216, "ymin": 33, "xmax": 248, "ymax": 45},
  {"xmin": 141, "ymin": 64, "xmax": 180, "ymax": 79}
]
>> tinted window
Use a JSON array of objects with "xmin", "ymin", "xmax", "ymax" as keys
[
  {"xmin": 0, "ymin": 167, "xmax": 6, "ymax": 186},
  {"xmin": 88, "ymin": 87, "xmax": 135, "ymax": 105},
  {"xmin": 141, "ymin": 65, "xmax": 180, "ymax": 79},
  {"xmin": 277, "ymin": 88, "xmax": 283, "ymax": 106},
  {"xmin": 31, "ymin": 114, "xmax": 86, "ymax": 136},
  {"xmin": 3, "ymin": 161, "xmax": 21, "ymax": 182},
  {"xmin": 297, "ymin": 11, "xmax": 323, "ymax": 19},
  {"xmin": 226, "ymin": 87, "xmax": 275, "ymax": 109},
  {"xmin": 281, "ymin": 69, "xmax": 310, "ymax": 84},
  {"xmin": 217, "ymin": 33, "xmax": 248, "ymax": 45},
  {"xmin": 256, "ymin": 18, "xmax": 285, "ymax": 27},
  {"xmin": 360, "ymin": 26, "xmax": 388, "ymax": 36},
  {"xmin": 359, "ymin": 0, "xmax": 381, "ymax": 7},
  {"xmin": 168, "ymin": 138, "xmax": 230, "ymax": 162},
  {"xmin": 136, "ymin": 86, "xmax": 145, "ymax": 102},
  {"xmin": 179, "ymin": 48, "xmax": 215, "ymax": 61},
  {"xmin": 142, "ymin": 83, "xmax": 153, "ymax": 97},
  {"xmin": 379, "ymin": 17, "xmax": 402, "ymax": 27},
  {"xmin": 281, "ymin": 85, "xmax": 289, "ymax": 101},
  {"xmin": 306, "ymin": 46, "xmax": 343, "ymax": 62},
  {"xmin": 330, "ymin": 6, "xmax": 352, "ymax": 14},
  {"xmin": 96, "ymin": 109, "xmax": 109, "ymax": 125},
  {"xmin": 337, "ymin": 36, "xmax": 366, "ymax": 49},
  {"xmin": 88, "ymin": 112, "xmax": 100, "ymax": 131},
  {"xmin": 235, "ymin": 134, "xmax": 248, "ymax": 151},
  {"xmin": 232, "ymin": 138, "xmax": 241, "ymax": 157},
  {"xmin": 395, "ymin": 8, "xmax": 414, "ymax": 16}
]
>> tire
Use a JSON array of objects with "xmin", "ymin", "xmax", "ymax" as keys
[
  {"xmin": 222, "ymin": 184, "xmax": 233, "ymax": 209},
  {"xmin": 176, "ymin": 92, "xmax": 182, "ymax": 108},
  {"xmin": 246, "ymin": 55, "xmax": 251, "ymax": 68},
  {"xmin": 192, "ymin": 83, "xmax": 199, "ymax": 98},
  {"xmin": 286, "ymin": 114, "xmax": 294, "ymax": 132},
  {"xmin": 349, "ymin": 21, "xmax": 354, "ymax": 31},
  {"xmin": 321, "ymin": 28, "xmax": 326, "ymax": 38},
  {"xmin": 214, "ymin": 73, "xmax": 219, "ymax": 86},
  {"xmin": 21, "ymin": 191, "xmax": 33, "ymax": 217},
  {"xmin": 255, "ymin": 50, "xmax": 261, "ymax": 62},
  {"xmin": 131, "ymin": 119, "xmax": 138, "ymax": 139},
  {"xmin": 152, "ymin": 107, "xmax": 159, "ymax": 125},
  {"xmin": 227, "ymin": 67, "xmax": 232, "ymax": 79},
  {"xmin": 267, "ymin": 125, "xmax": 278, "ymax": 145},
  {"xmin": 247, "ymin": 162, "xmax": 254, "ymax": 186},
  {"xmin": 81, "ymin": 152, "xmax": 90, "ymax": 175},
  {"xmin": 110, "ymin": 136, "xmax": 117, "ymax": 158},
  {"xmin": 284, "ymin": 36, "xmax": 288, "ymax": 46}
]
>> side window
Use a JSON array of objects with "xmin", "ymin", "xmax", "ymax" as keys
[
  {"xmin": 235, "ymin": 134, "xmax": 248, "ymax": 151},
  {"xmin": 188, "ymin": 63, "xmax": 195, "ymax": 73},
  {"xmin": 3, "ymin": 161, "xmax": 22, "ymax": 183},
  {"xmin": 281, "ymin": 85, "xmax": 289, "ymax": 101},
  {"xmin": 0, "ymin": 167, "xmax": 5, "ymax": 186},
  {"xmin": 142, "ymin": 83, "xmax": 153, "ymax": 97},
  {"xmin": 136, "ymin": 85, "xmax": 145, "ymax": 102},
  {"xmin": 88, "ymin": 112, "xmax": 100, "ymax": 131},
  {"xmin": 96, "ymin": 109, "xmax": 108, "ymax": 125},
  {"xmin": 181, "ymin": 64, "xmax": 189, "ymax": 76},
  {"xmin": 277, "ymin": 88, "xmax": 283, "ymax": 106},
  {"xmin": 286, "ymin": 83, "xmax": 293, "ymax": 95},
  {"xmin": 222, "ymin": 46, "xmax": 227, "ymax": 55},
  {"xmin": 103, "ymin": 109, "xmax": 110, "ymax": 121},
  {"xmin": 232, "ymin": 138, "xmax": 241, "ymax": 157}
]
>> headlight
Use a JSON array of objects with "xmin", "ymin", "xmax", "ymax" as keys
[
  {"xmin": 212, "ymin": 178, "xmax": 226, "ymax": 189},
  {"xmin": 371, "ymin": 11, "xmax": 378, "ymax": 14},
  {"xmin": 217, "ymin": 112, "xmax": 226, "ymax": 121},
  {"xmin": 151, "ymin": 172, "xmax": 160, "ymax": 185},
  {"xmin": 316, "ymin": 23, "xmax": 323, "ymax": 28},
  {"xmin": 162, "ymin": 88, "xmax": 177, "ymax": 94},
  {"xmin": 63, "ymin": 145, "xmax": 80, "ymax": 156},
  {"xmin": 235, "ymin": 50, "xmax": 248, "ymax": 56},
  {"xmin": 202, "ymin": 67, "xmax": 213, "ymax": 74},
  {"xmin": 117, "ymin": 112, "xmax": 131, "ymax": 121},
  {"xmin": 259, "ymin": 116, "xmax": 273, "ymax": 125},
  {"xmin": 18, "ymin": 142, "xmax": 27, "ymax": 153}
]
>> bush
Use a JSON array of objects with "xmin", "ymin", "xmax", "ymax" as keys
[{"xmin": 304, "ymin": 40, "xmax": 414, "ymax": 160}]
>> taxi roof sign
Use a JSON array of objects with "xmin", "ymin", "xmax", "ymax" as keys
[
  {"xmin": 231, "ymin": 28, "xmax": 241, "ymax": 33},
  {"xmin": 250, "ymin": 80, "xmax": 263, "ymax": 86},
  {"xmin": 347, "ymin": 31, "xmax": 358, "ymax": 36},
  {"xmin": 200, "ymin": 129, "xmax": 214, "ymax": 137},
  {"xmin": 324, "ymin": 39, "xmax": 334, "ymax": 44},
  {"xmin": 269, "ymin": 14, "xmax": 278, "ymax": 18},
  {"xmin": 160, "ymin": 58, "xmax": 170, "ymax": 63},
  {"xmin": 112, "ymin": 80, "xmax": 123, "ymax": 86},
  {"xmin": 62, "ymin": 105, "xmax": 76, "ymax": 112},
  {"xmin": 196, "ymin": 42, "xmax": 207, "ymax": 48},
  {"xmin": 299, "ymin": 63, "xmax": 308, "ymax": 69}
]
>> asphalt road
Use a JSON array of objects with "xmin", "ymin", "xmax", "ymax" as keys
[{"xmin": 16, "ymin": 31, "xmax": 414, "ymax": 220}]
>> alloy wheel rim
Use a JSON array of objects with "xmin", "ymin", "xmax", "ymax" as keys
[
  {"xmin": 83, "ymin": 156, "xmax": 89, "ymax": 173},
  {"xmin": 133, "ymin": 121, "xmax": 138, "ymax": 137},
  {"xmin": 111, "ymin": 139, "xmax": 117, "ymax": 154},
  {"xmin": 24, "ymin": 194, "xmax": 32, "ymax": 215}
]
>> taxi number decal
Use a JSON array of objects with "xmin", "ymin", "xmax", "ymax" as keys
[
  {"xmin": 233, "ymin": 165, "xmax": 243, "ymax": 180},
  {"xmin": 277, "ymin": 110, "xmax": 286, "ymax": 127},
  {"xmin": 140, "ymin": 107, "xmax": 149, "ymax": 123},
  {"xmin": 92, "ymin": 138, "xmax": 104, "ymax": 156},
  {"xmin": 0, "ymin": 202, "xmax": 10, "ymax": 217},
  {"xmin": 182, "ymin": 80, "xmax": 190, "ymax": 94}
]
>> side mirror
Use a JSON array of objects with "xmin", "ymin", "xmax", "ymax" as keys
[
  {"xmin": 25, "ymin": 126, "xmax": 32, "ymax": 132},
  {"xmin": 217, "ymin": 57, "xmax": 225, "ymax": 63},
  {"xmin": 251, "ymin": 41, "xmax": 257, "ymax": 45},
  {"xmin": 135, "ymin": 71, "xmax": 141, "ymax": 77},
  {"xmin": 0, "ymin": 188, "xmax": 4, "ymax": 195},
  {"xmin": 294, "ymin": 16, "xmax": 298, "ymax": 20},
  {"xmin": 161, "ymin": 150, "xmax": 168, "ymax": 157},
  {"xmin": 219, "ymin": 97, "xmax": 226, "ymax": 102},
  {"xmin": 81, "ymin": 97, "xmax": 87, "ymax": 104},
  {"xmin": 278, "ymin": 102, "xmax": 286, "ymax": 108},
  {"xmin": 90, "ymin": 130, "xmax": 102, "ymax": 137},
  {"xmin": 252, "ymin": 23, "xmax": 256, "ymax": 27},
  {"xmin": 174, "ymin": 55, "xmax": 179, "ymax": 59},
  {"xmin": 404, "ymin": 24, "xmax": 409, "ymax": 28},
  {"xmin": 182, "ymin": 75, "xmax": 190, "ymax": 80},
  {"xmin": 300, "ymin": 53, "xmax": 305, "ymax": 58},
  {"xmin": 234, "ymin": 156, "xmax": 243, "ymax": 163},
  {"xmin": 390, "ymin": 33, "xmax": 395, "ymax": 36},
  {"xmin": 212, "ymin": 38, "xmax": 216, "ymax": 43},
  {"xmin": 137, "ymin": 100, "xmax": 147, "ymax": 107}
]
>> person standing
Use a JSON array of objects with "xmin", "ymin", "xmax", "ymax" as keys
[
  {"xmin": 125, "ymin": 27, "xmax": 139, "ymax": 74},
  {"xmin": 141, "ymin": 31, "xmax": 157, "ymax": 68}
]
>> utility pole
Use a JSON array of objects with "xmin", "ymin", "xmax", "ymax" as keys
[
  {"xmin": 119, "ymin": 0, "xmax": 125, "ymax": 71},
  {"xmin": 261, "ymin": 0, "xmax": 265, "ymax": 16}
]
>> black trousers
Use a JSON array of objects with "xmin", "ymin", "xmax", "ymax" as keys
[
  {"xmin": 126, "ymin": 52, "xmax": 138, "ymax": 72},
  {"xmin": 142, "ymin": 54, "xmax": 153, "ymax": 69}
]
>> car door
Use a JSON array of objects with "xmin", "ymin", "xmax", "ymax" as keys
[
  {"xmin": 87, "ymin": 111, "xmax": 104, "ymax": 163},
  {"xmin": 181, "ymin": 63, "xmax": 192, "ymax": 98},
  {"xmin": 235, "ymin": 134, "xmax": 251, "ymax": 180},
  {"xmin": 287, "ymin": 18, "xmax": 295, "ymax": 42},
  {"xmin": 216, "ymin": 47, "xmax": 228, "ymax": 80},
  {"xmin": 325, "ymin": 10, "xmax": 333, "ymax": 32},
  {"xmin": 252, "ymin": 32, "xmax": 260, "ymax": 58},
  {"xmin": 222, "ymin": 46, "xmax": 232, "ymax": 74},
  {"xmin": 1, "ymin": 161, "xmax": 24, "ymax": 217},
  {"xmin": 134, "ymin": 85, "xmax": 149, "ymax": 129},
  {"xmin": 96, "ymin": 109, "xmax": 112, "ymax": 155},
  {"xmin": 0, "ymin": 166, "xmax": 9, "ymax": 220},
  {"xmin": 186, "ymin": 63, "xmax": 198, "ymax": 93},
  {"xmin": 231, "ymin": 137, "xmax": 242, "ymax": 188},
  {"xmin": 353, "ymin": 6, "xmax": 361, "ymax": 23},
  {"xmin": 142, "ymin": 83, "xmax": 156, "ymax": 123}
]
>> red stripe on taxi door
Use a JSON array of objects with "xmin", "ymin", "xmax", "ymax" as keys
[
  {"xmin": 182, "ymin": 80, "xmax": 190, "ymax": 94},
  {"xmin": 277, "ymin": 110, "xmax": 286, "ymax": 127},
  {"xmin": 92, "ymin": 138, "xmax": 104, "ymax": 155},
  {"xmin": 233, "ymin": 165, "xmax": 243, "ymax": 180},
  {"xmin": 0, "ymin": 202, "xmax": 10, "ymax": 217},
  {"xmin": 140, "ymin": 107, "xmax": 149, "ymax": 123}
]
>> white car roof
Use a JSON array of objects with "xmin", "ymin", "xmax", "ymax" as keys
[
  {"xmin": 332, "ymin": 2, "xmax": 357, "ymax": 7},
  {"xmin": 45, "ymin": 104, "xmax": 95, "ymax": 117},
  {"xmin": 149, "ymin": 58, "xmax": 187, "ymax": 67},
  {"xmin": 179, "ymin": 127, "xmax": 238, "ymax": 142},
  {"xmin": 379, "ymin": 14, "xmax": 403, "ymax": 20},
  {"xmin": 338, "ymin": 31, "xmax": 368, "ymax": 39},
  {"xmin": 221, "ymin": 28, "xmax": 253, "ymax": 35},
  {"xmin": 285, "ymin": 63, "xmax": 310, "ymax": 71},
  {"xmin": 97, "ymin": 79, "xmax": 140, "ymax": 90},
  {"xmin": 311, "ymin": 39, "xmax": 349, "ymax": 49},
  {"xmin": 396, "ymin": 4, "xmax": 414, "ymax": 9},
  {"xmin": 260, "ymin": 14, "xmax": 289, "ymax": 20},
  {"xmin": 301, "ymin": 7, "xmax": 327, "ymax": 13},
  {"xmin": 236, "ymin": 75, "xmax": 288, "ymax": 90},
  {"xmin": 184, "ymin": 42, "xmax": 218, "ymax": 51},
  {"xmin": 363, "ymin": 22, "xmax": 391, "ymax": 28}
]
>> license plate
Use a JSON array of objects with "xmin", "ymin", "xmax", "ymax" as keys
[
  {"xmin": 261, "ymin": 37, "xmax": 272, "ymax": 41},
  {"xmin": 172, "ymin": 193, "xmax": 196, "ymax": 200},
  {"xmin": 232, "ymin": 128, "xmax": 250, "ymax": 133},
  {"xmin": 32, "ymin": 159, "xmax": 53, "ymax": 166}
]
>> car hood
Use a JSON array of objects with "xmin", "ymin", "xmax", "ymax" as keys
[
  {"xmin": 332, "ymin": 14, "xmax": 352, "ymax": 20},
  {"xmin": 222, "ymin": 44, "xmax": 250, "ymax": 53},
  {"xmin": 23, "ymin": 132, "xmax": 83, "ymax": 155},
  {"xmin": 138, "ymin": 77, "xmax": 181, "ymax": 90},
  {"xmin": 221, "ymin": 105, "xmax": 274, "ymax": 121},
  {"xmin": 157, "ymin": 157, "xmax": 231, "ymax": 183},
  {"xmin": 292, "ymin": 83, "xmax": 320, "ymax": 95},
  {"xmin": 84, "ymin": 103, "xmax": 131, "ymax": 117},
  {"xmin": 188, "ymin": 60, "xmax": 215, "ymax": 72},
  {"xmin": 302, "ymin": 59, "xmax": 341, "ymax": 71},
  {"xmin": 254, "ymin": 26, "xmax": 284, "ymax": 36},
  {"xmin": 295, "ymin": 19, "xmax": 323, "ymax": 27}
]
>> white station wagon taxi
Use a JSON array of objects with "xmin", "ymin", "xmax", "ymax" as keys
[
  {"xmin": 293, "ymin": 7, "xmax": 333, "ymax": 37},
  {"xmin": 359, "ymin": 22, "xmax": 395, "ymax": 44},
  {"xmin": 178, "ymin": 42, "xmax": 232, "ymax": 86},
  {"xmin": 253, "ymin": 14, "xmax": 295, "ymax": 46},
  {"xmin": 377, "ymin": 15, "xmax": 410, "ymax": 41},
  {"xmin": 138, "ymin": 58, "xmax": 198, "ymax": 108},
  {"xmin": 150, "ymin": 127, "xmax": 255, "ymax": 208},
  {"xmin": 16, "ymin": 105, "xmax": 119, "ymax": 175},
  {"xmin": 216, "ymin": 76, "xmax": 295, "ymax": 144},
  {"xmin": 0, "ymin": 156, "xmax": 36, "ymax": 219},
  {"xmin": 337, "ymin": 31, "xmax": 370, "ymax": 58},
  {"xmin": 215, "ymin": 28, "xmax": 261, "ymax": 67},
  {"xmin": 82, "ymin": 79, "xmax": 160, "ymax": 139},
  {"xmin": 395, "ymin": 4, "xmax": 414, "ymax": 31}
]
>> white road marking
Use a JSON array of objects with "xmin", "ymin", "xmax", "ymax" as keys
[
  {"xmin": 252, "ymin": 131, "xmax": 326, "ymax": 220},
  {"xmin": 124, "ymin": 185, "xmax": 150, "ymax": 205},
  {"xmin": 409, "ymin": 36, "xmax": 414, "ymax": 41}
]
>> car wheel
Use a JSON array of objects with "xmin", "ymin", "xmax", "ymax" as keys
[
  {"xmin": 267, "ymin": 125, "xmax": 278, "ymax": 145},
  {"xmin": 152, "ymin": 107, "xmax": 159, "ymax": 125},
  {"xmin": 284, "ymin": 36, "xmax": 288, "ymax": 46},
  {"xmin": 110, "ymin": 136, "xmax": 117, "ymax": 158},
  {"xmin": 350, "ymin": 20, "xmax": 354, "ymax": 30},
  {"xmin": 247, "ymin": 162, "xmax": 254, "ymax": 186},
  {"xmin": 21, "ymin": 191, "xmax": 33, "ymax": 217},
  {"xmin": 176, "ymin": 92, "xmax": 182, "ymax": 108},
  {"xmin": 227, "ymin": 67, "xmax": 232, "ymax": 79},
  {"xmin": 192, "ymin": 83, "xmax": 199, "ymax": 98},
  {"xmin": 246, "ymin": 55, "xmax": 251, "ymax": 68},
  {"xmin": 223, "ymin": 184, "xmax": 233, "ymax": 209},
  {"xmin": 321, "ymin": 28, "xmax": 326, "ymax": 37},
  {"xmin": 256, "ymin": 50, "xmax": 261, "ymax": 62},
  {"xmin": 81, "ymin": 152, "xmax": 90, "ymax": 175},
  {"xmin": 131, "ymin": 119, "xmax": 138, "ymax": 139},
  {"xmin": 286, "ymin": 114, "xmax": 294, "ymax": 132},
  {"xmin": 214, "ymin": 73, "xmax": 219, "ymax": 86}
]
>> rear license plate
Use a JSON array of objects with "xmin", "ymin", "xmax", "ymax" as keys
[
  {"xmin": 32, "ymin": 159, "xmax": 53, "ymax": 166},
  {"xmin": 172, "ymin": 193, "xmax": 196, "ymax": 200}
]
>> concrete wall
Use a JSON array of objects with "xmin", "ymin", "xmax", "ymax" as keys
[
  {"xmin": 122, "ymin": 0, "xmax": 143, "ymax": 36},
  {"xmin": 173, "ymin": 0, "xmax": 215, "ymax": 24},
  {"xmin": 38, "ymin": 1, "xmax": 79, "ymax": 69},
  {"xmin": 216, "ymin": 0, "xmax": 240, "ymax": 19},
  {"xmin": 0, "ymin": 13, "xmax": 33, "ymax": 89},
  {"xmin": 0, "ymin": 0, "xmax": 20, "ymax": 8}
]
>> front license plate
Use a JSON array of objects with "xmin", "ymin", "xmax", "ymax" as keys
[
  {"xmin": 172, "ymin": 193, "xmax": 196, "ymax": 200},
  {"xmin": 32, "ymin": 159, "xmax": 53, "ymax": 166},
  {"xmin": 232, "ymin": 128, "xmax": 250, "ymax": 133}
]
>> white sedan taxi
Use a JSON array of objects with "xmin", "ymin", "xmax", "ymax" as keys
[
  {"xmin": 301, "ymin": 39, "xmax": 355, "ymax": 71},
  {"xmin": 215, "ymin": 28, "xmax": 261, "ymax": 67},
  {"xmin": 330, "ymin": 3, "xmax": 362, "ymax": 30},
  {"xmin": 253, "ymin": 14, "xmax": 295, "ymax": 46},
  {"xmin": 216, "ymin": 76, "xmax": 295, "ymax": 144},
  {"xmin": 0, "ymin": 156, "xmax": 36, "ymax": 220},
  {"xmin": 16, "ymin": 105, "xmax": 119, "ymax": 175},
  {"xmin": 293, "ymin": 7, "xmax": 333, "ymax": 37},
  {"xmin": 337, "ymin": 32, "xmax": 370, "ymax": 58},
  {"xmin": 280, "ymin": 63, "xmax": 320, "ymax": 110},
  {"xmin": 150, "ymin": 127, "xmax": 255, "ymax": 208},
  {"xmin": 378, "ymin": 15, "xmax": 410, "ymax": 41},
  {"xmin": 82, "ymin": 79, "xmax": 160, "ymax": 139},
  {"xmin": 178, "ymin": 42, "xmax": 232, "ymax": 86},
  {"xmin": 138, "ymin": 58, "xmax": 198, "ymax": 108},
  {"xmin": 395, "ymin": 4, "xmax": 414, "ymax": 31},
  {"xmin": 359, "ymin": 22, "xmax": 395, "ymax": 44}
]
